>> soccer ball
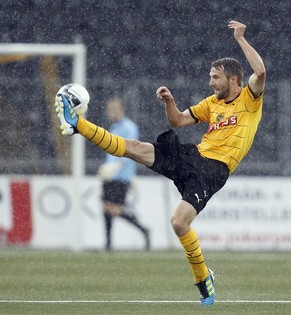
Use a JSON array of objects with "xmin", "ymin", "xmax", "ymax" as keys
[{"xmin": 57, "ymin": 83, "xmax": 90, "ymax": 115}]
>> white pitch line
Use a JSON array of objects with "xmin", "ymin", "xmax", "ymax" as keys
[{"xmin": 0, "ymin": 300, "xmax": 291, "ymax": 304}]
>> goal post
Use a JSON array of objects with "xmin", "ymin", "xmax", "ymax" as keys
[{"xmin": 0, "ymin": 43, "xmax": 87, "ymax": 251}]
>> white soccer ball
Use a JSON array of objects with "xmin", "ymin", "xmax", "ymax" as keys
[{"xmin": 57, "ymin": 83, "xmax": 90, "ymax": 115}]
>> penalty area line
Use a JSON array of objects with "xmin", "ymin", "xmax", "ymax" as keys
[{"xmin": 0, "ymin": 300, "xmax": 291, "ymax": 304}]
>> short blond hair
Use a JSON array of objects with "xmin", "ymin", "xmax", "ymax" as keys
[{"xmin": 212, "ymin": 57, "xmax": 244, "ymax": 87}]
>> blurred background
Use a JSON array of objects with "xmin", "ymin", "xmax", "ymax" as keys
[{"xmin": 0, "ymin": 0, "xmax": 290, "ymax": 177}]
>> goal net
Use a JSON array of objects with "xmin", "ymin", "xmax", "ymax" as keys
[{"xmin": 0, "ymin": 43, "xmax": 86, "ymax": 176}]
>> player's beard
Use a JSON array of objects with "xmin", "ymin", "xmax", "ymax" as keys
[{"xmin": 216, "ymin": 86, "xmax": 230, "ymax": 100}]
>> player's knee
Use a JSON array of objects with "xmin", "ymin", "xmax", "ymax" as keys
[
  {"xmin": 171, "ymin": 216, "xmax": 189, "ymax": 237},
  {"xmin": 124, "ymin": 140, "xmax": 154, "ymax": 167},
  {"xmin": 104, "ymin": 202, "xmax": 122, "ymax": 216},
  {"xmin": 126, "ymin": 139, "xmax": 141, "ymax": 151}
]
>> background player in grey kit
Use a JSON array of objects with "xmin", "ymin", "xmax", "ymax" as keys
[{"xmin": 98, "ymin": 97, "xmax": 150, "ymax": 251}]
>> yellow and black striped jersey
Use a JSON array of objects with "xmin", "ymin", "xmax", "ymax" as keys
[{"xmin": 189, "ymin": 85, "xmax": 263, "ymax": 173}]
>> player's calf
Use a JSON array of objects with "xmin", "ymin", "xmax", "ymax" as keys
[{"xmin": 55, "ymin": 93, "xmax": 125, "ymax": 157}]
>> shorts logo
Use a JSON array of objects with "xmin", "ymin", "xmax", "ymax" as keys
[
  {"xmin": 194, "ymin": 193, "xmax": 203, "ymax": 204},
  {"xmin": 208, "ymin": 115, "xmax": 237, "ymax": 133}
]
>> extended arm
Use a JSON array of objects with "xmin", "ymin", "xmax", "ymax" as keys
[
  {"xmin": 156, "ymin": 86, "xmax": 195, "ymax": 127},
  {"xmin": 228, "ymin": 20, "xmax": 266, "ymax": 97}
]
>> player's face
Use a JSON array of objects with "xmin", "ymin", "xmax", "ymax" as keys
[
  {"xmin": 209, "ymin": 67, "xmax": 231, "ymax": 100},
  {"xmin": 106, "ymin": 100, "xmax": 124, "ymax": 121}
]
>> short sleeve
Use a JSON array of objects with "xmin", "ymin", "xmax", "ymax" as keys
[
  {"xmin": 189, "ymin": 96, "xmax": 212, "ymax": 123},
  {"xmin": 245, "ymin": 85, "xmax": 264, "ymax": 113}
]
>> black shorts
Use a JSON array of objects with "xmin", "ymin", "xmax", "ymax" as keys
[
  {"xmin": 149, "ymin": 130, "xmax": 229, "ymax": 214},
  {"xmin": 102, "ymin": 180, "xmax": 130, "ymax": 205}
]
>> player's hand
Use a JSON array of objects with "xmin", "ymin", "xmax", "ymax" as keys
[
  {"xmin": 228, "ymin": 20, "xmax": 246, "ymax": 41},
  {"xmin": 98, "ymin": 162, "xmax": 122, "ymax": 181},
  {"xmin": 156, "ymin": 86, "xmax": 174, "ymax": 103}
]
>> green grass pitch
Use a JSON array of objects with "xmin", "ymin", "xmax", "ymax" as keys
[{"xmin": 0, "ymin": 249, "xmax": 290, "ymax": 314}]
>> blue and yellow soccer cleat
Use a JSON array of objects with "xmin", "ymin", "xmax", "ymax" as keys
[
  {"xmin": 195, "ymin": 269, "xmax": 216, "ymax": 306},
  {"xmin": 54, "ymin": 94, "xmax": 79, "ymax": 136}
]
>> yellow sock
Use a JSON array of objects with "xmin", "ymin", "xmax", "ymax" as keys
[
  {"xmin": 179, "ymin": 229, "xmax": 209, "ymax": 283},
  {"xmin": 77, "ymin": 117, "xmax": 126, "ymax": 156}
]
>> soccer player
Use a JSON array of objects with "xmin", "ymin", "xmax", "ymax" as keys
[
  {"xmin": 55, "ymin": 20, "xmax": 266, "ymax": 305},
  {"xmin": 99, "ymin": 97, "xmax": 150, "ymax": 251}
]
